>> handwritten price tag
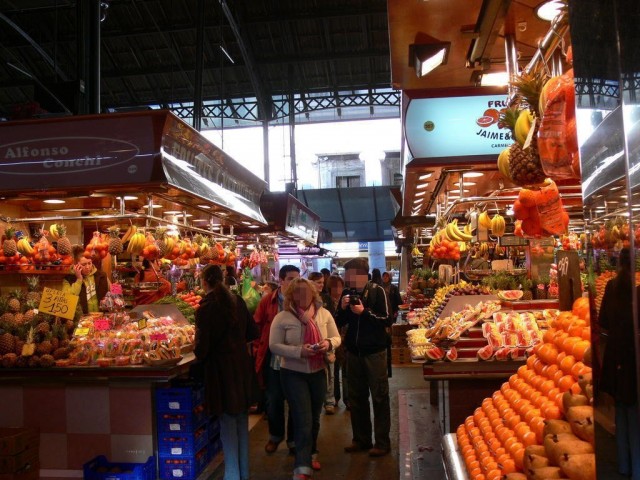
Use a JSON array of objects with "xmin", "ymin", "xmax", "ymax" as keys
[
  {"xmin": 110, "ymin": 283, "xmax": 123, "ymax": 295},
  {"xmin": 38, "ymin": 287, "xmax": 79, "ymax": 320},
  {"xmin": 73, "ymin": 327, "xmax": 90, "ymax": 337}
]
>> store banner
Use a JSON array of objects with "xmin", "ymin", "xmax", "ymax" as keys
[
  {"xmin": 0, "ymin": 112, "xmax": 162, "ymax": 191},
  {"xmin": 404, "ymin": 94, "xmax": 511, "ymax": 159},
  {"xmin": 161, "ymin": 115, "xmax": 267, "ymax": 225}
]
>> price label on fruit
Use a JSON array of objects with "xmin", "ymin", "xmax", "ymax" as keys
[
  {"xmin": 38, "ymin": 287, "xmax": 79, "ymax": 320},
  {"xmin": 93, "ymin": 317, "xmax": 111, "ymax": 331}
]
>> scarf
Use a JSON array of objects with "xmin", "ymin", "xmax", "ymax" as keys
[{"xmin": 296, "ymin": 304, "xmax": 324, "ymax": 371}]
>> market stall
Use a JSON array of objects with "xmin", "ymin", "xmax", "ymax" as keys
[{"xmin": 0, "ymin": 110, "xmax": 269, "ymax": 478}]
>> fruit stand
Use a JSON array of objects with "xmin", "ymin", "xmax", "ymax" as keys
[{"xmin": 0, "ymin": 110, "xmax": 271, "ymax": 478}]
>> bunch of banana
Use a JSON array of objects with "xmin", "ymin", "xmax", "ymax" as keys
[
  {"xmin": 48, "ymin": 224, "xmax": 60, "ymax": 240},
  {"xmin": 490, "ymin": 214, "xmax": 506, "ymax": 237},
  {"xmin": 17, "ymin": 236, "xmax": 34, "ymax": 256},
  {"xmin": 126, "ymin": 229, "xmax": 146, "ymax": 254},
  {"xmin": 444, "ymin": 219, "xmax": 472, "ymax": 242},
  {"xmin": 121, "ymin": 225, "xmax": 137, "ymax": 244},
  {"xmin": 478, "ymin": 211, "xmax": 492, "ymax": 229},
  {"xmin": 411, "ymin": 245, "xmax": 422, "ymax": 256}
]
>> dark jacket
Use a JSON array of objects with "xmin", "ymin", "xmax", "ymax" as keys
[
  {"xmin": 598, "ymin": 278, "xmax": 639, "ymax": 405},
  {"xmin": 63, "ymin": 268, "xmax": 109, "ymax": 314},
  {"xmin": 194, "ymin": 291, "xmax": 260, "ymax": 415},
  {"xmin": 383, "ymin": 282, "xmax": 402, "ymax": 316},
  {"xmin": 335, "ymin": 281, "xmax": 391, "ymax": 356}
]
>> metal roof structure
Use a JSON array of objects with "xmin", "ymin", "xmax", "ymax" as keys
[{"xmin": 0, "ymin": 0, "xmax": 399, "ymax": 127}]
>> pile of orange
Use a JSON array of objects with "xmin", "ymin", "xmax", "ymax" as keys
[{"xmin": 456, "ymin": 298, "xmax": 592, "ymax": 480}]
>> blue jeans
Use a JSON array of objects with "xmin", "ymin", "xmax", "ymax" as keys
[
  {"xmin": 325, "ymin": 362, "xmax": 336, "ymax": 407},
  {"xmin": 280, "ymin": 368, "xmax": 326, "ymax": 476},
  {"xmin": 265, "ymin": 364, "xmax": 294, "ymax": 446},
  {"xmin": 219, "ymin": 412, "xmax": 249, "ymax": 480},
  {"xmin": 616, "ymin": 401, "xmax": 640, "ymax": 479}
]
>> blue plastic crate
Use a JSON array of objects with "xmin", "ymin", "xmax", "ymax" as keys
[
  {"xmin": 155, "ymin": 387, "xmax": 204, "ymax": 413},
  {"xmin": 158, "ymin": 446, "xmax": 208, "ymax": 480},
  {"xmin": 83, "ymin": 456, "xmax": 155, "ymax": 480},
  {"xmin": 158, "ymin": 423, "xmax": 208, "ymax": 457},
  {"xmin": 157, "ymin": 409, "xmax": 207, "ymax": 434}
]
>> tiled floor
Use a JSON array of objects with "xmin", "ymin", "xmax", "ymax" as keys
[{"xmin": 206, "ymin": 365, "xmax": 428, "ymax": 480}]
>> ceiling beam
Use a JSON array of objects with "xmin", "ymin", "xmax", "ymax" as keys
[{"xmin": 218, "ymin": 0, "xmax": 270, "ymax": 121}]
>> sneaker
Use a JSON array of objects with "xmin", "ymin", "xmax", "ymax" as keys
[
  {"xmin": 344, "ymin": 442, "xmax": 373, "ymax": 453},
  {"xmin": 324, "ymin": 405, "xmax": 335, "ymax": 415},
  {"xmin": 368, "ymin": 447, "xmax": 390, "ymax": 457},
  {"xmin": 311, "ymin": 454, "xmax": 321, "ymax": 471},
  {"xmin": 264, "ymin": 440, "xmax": 280, "ymax": 454},
  {"xmin": 292, "ymin": 475, "xmax": 311, "ymax": 480}
]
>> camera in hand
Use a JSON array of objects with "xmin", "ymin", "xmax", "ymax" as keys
[{"xmin": 349, "ymin": 289, "xmax": 361, "ymax": 305}]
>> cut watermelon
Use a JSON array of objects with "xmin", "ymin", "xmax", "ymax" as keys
[
  {"xmin": 445, "ymin": 347, "xmax": 458, "ymax": 362},
  {"xmin": 497, "ymin": 290, "xmax": 524, "ymax": 301},
  {"xmin": 477, "ymin": 344, "xmax": 494, "ymax": 361}
]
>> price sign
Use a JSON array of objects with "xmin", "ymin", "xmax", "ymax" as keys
[
  {"xmin": 73, "ymin": 327, "xmax": 90, "ymax": 337},
  {"xmin": 150, "ymin": 333, "xmax": 168, "ymax": 341},
  {"xmin": 557, "ymin": 250, "xmax": 582, "ymax": 311},
  {"xmin": 110, "ymin": 283, "xmax": 123, "ymax": 295},
  {"xmin": 38, "ymin": 287, "xmax": 79, "ymax": 320},
  {"xmin": 94, "ymin": 317, "xmax": 111, "ymax": 331}
]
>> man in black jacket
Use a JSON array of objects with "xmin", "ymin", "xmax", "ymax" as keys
[{"xmin": 336, "ymin": 258, "xmax": 392, "ymax": 457}]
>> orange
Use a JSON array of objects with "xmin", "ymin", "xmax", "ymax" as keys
[
  {"xmin": 533, "ymin": 394, "xmax": 548, "ymax": 409},
  {"xmin": 500, "ymin": 382, "xmax": 511, "ymax": 395},
  {"xmin": 469, "ymin": 467, "xmax": 482, "ymax": 479},
  {"xmin": 553, "ymin": 369, "xmax": 565, "ymax": 384},
  {"xmin": 560, "ymin": 354, "xmax": 576, "ymax": 374},
  {"xmin": 572, "ymin": 297, "xmax": 590, "ymax": 321},
  {"xmin": 512, "ymin": 447, "xmax": 525, "ymax": 469},
  {"xmin": 529, "ymin": 416, "xmax": 545, "ymax": 443},
  {"xmin": 567, "ymin": 320, "xmax": 587, "ymax": 337},
  {"xmin": 572, "ymin": 340, "xmax": 591, "ymax": 361},
  {"xmin": 486, "ymin": 469, "xmax": 502, "ymax": 480},
  {"xmin": 542, "ymin": 403, "xmax": 562, "ymax": 420},
  {"xmin": 561, "ymin": 337, "xmax": 581, "ymax": 355},
  {"xmin": 543, "ymin": 328, "xmax": 557, "ymax": 344},
  {"xmin": 495, "ymin": 452, "xmax": 511, "ymax": 465},
  {"xmin": 556, "ymin": 351, "xmax": 567, "ymax": 365},
  {"xmin": 514, "ymin": 421, "xmax": 529, "ymax": 438},
  {"xmin": 521, "ymin": 431, "xmax": 537, "ymax": 447},
  {"xmin": 552, "ymin": 331, "xmax": 569, "ymax": 348},
  {"xmin": 570, "ymin": 382, "xmax": 583, "ymax": 395},
  {"xmin": 500, "ymin": 458, "xmax": 517, "ymax": 474},
  {"xmin": 543, "ymin": 364, "xmax": 560, "ymax": 380},
  {"xmin": 506, "ymin": 440, "xmax": 524, "ymax": 458},
  {"xmin": 540, "ymin": 379, "xmax": 555, "ymax": 396},
  {"xmin": 467, "ymin": 459, "xmax": 480, "ymax": 471},
  {"xmin": 517, "ymin": 365, "xmax": 529, "ymax": 378},
  {"xmin": 503, "ymin": 436, "xmax": 518, "ymax": 451},
  {"xmin": 526, "ymin": 355, "xmax": 538, "ymax": 370},
  {"xmin": 462, "ymin": 444, "xmax": 475, "ymax": 456},
  {"xmin": 530, "ymin": 374, "xmax": 545, "ymax": 390},
  {"xmin": 570, "ymin": 361, "xmax": 587, "ymax": 379},
  {"xmin": 581, "ymin": 326, "xmax": 592, "ymax": 341},
  {"xmin": 557, "ymin": 375, "xmax": 575, "ymax": 392},
  {"xmin": 524, "ymin": 408, "xmax": 541, "ymax": 423}
]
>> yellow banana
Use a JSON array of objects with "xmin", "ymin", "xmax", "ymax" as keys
[
  {"xmin": 49, "ymin": 224, "xmax": 59, "ymax": 240},
  {"xmin": 17, "ymin": 238, "xmax": 34, "ymax": 256},
  {"xmin": 464, "ymin": 224, "xmax": 472, "ymax": 236},
  {"xmin": 451, "ymin": 221, "xmax": 472, "ymax": 242},
  {"xmin": 478, "ymin": 211, "xmax": 492, "ymax": 229},
  {"xmin": 121, "ymin": 225, "xmax": 137, "ymax": 244},
  {"xmin": 445, "ymin": 221, "xmax": 462, "ymax": 241}
]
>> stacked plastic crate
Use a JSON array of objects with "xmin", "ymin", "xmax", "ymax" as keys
[{"xmin": 155, "ymin": 385, "xmax": 210, "ymax": 480}]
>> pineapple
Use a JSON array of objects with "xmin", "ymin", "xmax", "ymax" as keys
[
  {"xmin": 3, "ymin": 226, "xmax": 17, "ymax": 257},
  {"xmin": 21, "ymin": 327, "xmax": 35, "ymax": 356},
  {"xmin": 14, "ymin": 337, "xmax": 24, "ymax": 356},
  {"xmin": 7, "ymin": 291, "xmax": 21, "ymax": 314},
  {"xmin": 15, "ymin": 355, "xmax": 28, "ymax": 368},
  {"xmin": 108, "ymin": 226, "xmax": 123, "ymax": 256},
  {"xmin": 36, "ymin": 333, "xmax": 53, "ymax": 356},
  {"xmin": 23, "ymin": 303, "xmax": 37, "ymax": 325},
  {"xmin": 27, "ymin": 355, "xmax": 40, "ymax": 368},
  {"xmin": 155, "ymin": 227, "xmax": 168, "ymax": 257},
  {"xmin": 0, "ymin": 331, "xmax": 15, "ymax": 355},
  {"xmin": 503, "ymin": 71, "xmax": 548, "ymax": 187},
  {"xmin": 12, "ymin": 313, "xmax": 24, "ymax": 326},
  {"xmin": 53, "ymin": 347, "xmax": 69, "ymax": 360},
  {"xmin": 56, "ymin": 224, "xmax": 72, "ymax": 256},
  {"xmin": 35, "ymin": 320, "xmax": 51, "ymax": 336},
  {"xmin": 25, "ymin": 276, "xmax": 42, "ymax": 304},
  {"xmin": 2, "ymin": 353, "xmax": 17, "ymax": 368},
  {"xmin": 39, "ymin": 354, "xmax": 55, "ymax": 368}
]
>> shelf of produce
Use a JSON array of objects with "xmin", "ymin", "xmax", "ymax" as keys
[
  {"xmin": 0, "ymin": 353, "xmax": 195, "ymax": 381},
  {"xmin": 442, "ymin": 433, "xmax": 469, "ymax": 480}
]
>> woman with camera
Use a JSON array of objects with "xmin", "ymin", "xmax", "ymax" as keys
[{"xmin": 269, "ymin": 278, "xmax": 341, "ymax": 480}]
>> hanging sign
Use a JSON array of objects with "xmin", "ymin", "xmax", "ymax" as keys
[
  {"xmin": 38, "ymin": 287, "xmax": 79, "ymax": 320},
  {"xmin": 557, "ymin": 250, "xmax": 582, "ymax": 311}
]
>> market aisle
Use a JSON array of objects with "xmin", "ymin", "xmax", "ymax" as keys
[{"xmin": 207, "ymin": 365, "xmax": 428, "ymax": 480}]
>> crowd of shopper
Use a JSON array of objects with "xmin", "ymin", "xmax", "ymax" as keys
[{"xmin": 193, "ymin": 260, "xmax": 399, "ymax": 480}]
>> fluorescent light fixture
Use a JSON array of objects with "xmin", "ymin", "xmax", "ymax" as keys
[
  {"xmin": 143, "ymin": 204, "xmax": 162, "ymax": 209},
  {"xmin": 192, "ymin": 219, "xmax": 209, "ymax": 223},
  {"xmin": 479, "ymin": 71, "xmax": 510, "ymax": 86},
  {"xmin": 163, "ymin": 210, "xmax": 182, "ymax": 215},
  {"xmin": 463, "ymin": 172, "xmax": 484, "ymax": 178},
  {"xmin": 242, "ymin": 221, "xmax": 252, "ymax": 225},
  {"xmin": 416, "ymin": 183, "xmax": 429, "ymax": 190},
  {"xmin": 411, "ymin": 42, "xmax": 450, "ymax": 77},
  {"xmin": 454, "ymin": 181, "xmax": 476, "ymax": 186},
  {"xmin": 197, "ymin": 204, "xmax": 211, "ymax": 209},
  {"xmin": 248, "ymin": 225, "xmax": 260, "ymax": 229},
  {"xmin": 418, "ymin": 173, "xmax": 433, "ymax": 181},
  {"xmin": 123, "ymin": 196, "xmax": 138, "ymax": 200},
  {"xmin": 415, "ymin": 191, "xmax": 426, "ymax": 197},
  {"xmin": 535, "ymin": 0, "xmax": 565, "ymax": 22},
  {"xmin": 44, "ymin": 199, "xmax": 65, "ymax": 204}
]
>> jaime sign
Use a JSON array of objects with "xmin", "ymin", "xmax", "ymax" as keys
[{"xmin": 405, "ymin": 95, "xmax": 512, "ymax": 159}]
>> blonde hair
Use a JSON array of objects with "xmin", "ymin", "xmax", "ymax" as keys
[{"xmin": 283, "ymin": 277, "xmax": 322, "ymax": 312}]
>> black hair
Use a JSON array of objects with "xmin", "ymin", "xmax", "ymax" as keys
[
  {"xmin": 279, "ymin": 264, "xmax": 300, "ymax": 280},
  {"xmin": 202, "ymin": 264, "xmax": 237, "ymax": 324},
  {"xmin": 225, "ymin": 265, "xmax": 236, "ymax": 277},
  {"xmin": 371, "ymin": 268, "xmax": 383, "ymax": 284},
  {"xmin": 320, "ymin": 268, "xmax": 331, "ymax": 276},
  {"xmin": 308, "ymin": 271, "xmax": 324, "ymax": 281},
  {"xmin": 138, "ymin": 258, "xmax": 151, "ymax": 282},
  {"xmin": 343, "ymin": 257, "xmax": 369, "ymax": 274}
]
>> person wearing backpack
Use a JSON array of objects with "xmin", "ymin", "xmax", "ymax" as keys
[{"xmin": 335, "ymin": 258, "xmax": 392, "ymax": 457}]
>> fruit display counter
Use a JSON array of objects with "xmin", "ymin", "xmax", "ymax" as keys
[{"xmin": 441, "ymin": 299, "xmax": 595, "ymax": 480}]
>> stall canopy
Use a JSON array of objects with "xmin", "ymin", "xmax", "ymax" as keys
[
  {"xmin": 234, "ymin": 192, "xmax": 320, "ymax": 246},
  {"xmin": 0, "ymin": 110, "xmax": 267, "ymax": 226},
  {"xmin": 296, "ymin": 186, "xmax": 399, "ymax": 243}
]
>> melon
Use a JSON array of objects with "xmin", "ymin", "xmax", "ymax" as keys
[
  {"xmin": 497, "ymin": 290, "xmax": 524, "ymax": 301},
  {"xmin": 494, "ymin": 347, "xmax": 511, "ymax": 361},
  {"xmin": 477, "ymin": 344, "xmax": 494, "ymax": 361},
  {"xmin": 425, "ymin": 346, "xmax": 445, "ymax": 361},
  {"xmin": 445, "ymin": 347, "xmax": 458, "ymax": 362}
]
